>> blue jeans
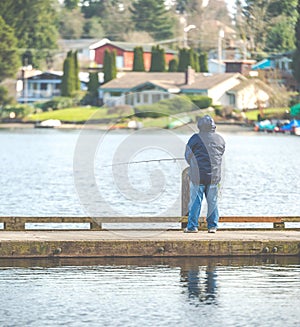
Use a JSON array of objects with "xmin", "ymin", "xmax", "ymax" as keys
[{"xmin": 187, "ymin": 183, "xmax": 219, "ymax": 230}]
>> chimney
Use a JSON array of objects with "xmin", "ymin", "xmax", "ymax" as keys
[{"xmin": 185, "ymin": 66, "xmax": 195, "ymax": 85}]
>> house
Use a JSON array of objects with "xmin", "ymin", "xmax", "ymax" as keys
[
  {"xmin": 17, "ymin": 71, "xmax": 90, "ymax": 103},
  {"xmin": 89, "ymin": 38, "xmax": 176, "ymax": 71},
  {"xmin": 227, "ymin": 79, "xmax": 273, "ymax": 110},
  {"xmin": 251, "ymin": 51, "xmax": 298, "ymax": 90},
  {"xmin": 99, "ymin": 69, "xmax": 272, "ymax": 110},
  {"xmin": 208, "ymin": 59, "xmax": 225, "ymax": 74}
]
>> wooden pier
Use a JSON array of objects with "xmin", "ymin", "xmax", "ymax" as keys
[
  {"xmin": 0, "ymin": 169, "xmax": 299, "ymax": 259},
  {"xmin": 0, "ymin": 216, "xmax": 299, "ymax": 258}
]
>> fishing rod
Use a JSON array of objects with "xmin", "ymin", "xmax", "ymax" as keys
[{"xmin": 103, "ymin": 158, "xmax": 186, "ymax": 167}]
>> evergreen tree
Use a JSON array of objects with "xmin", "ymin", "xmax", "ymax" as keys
[
  {"xmin": 85, "ymin": 72, "xmax": 99, "ymax": 105},
  {"xmin": 177, "ymin": 48, "xmax": 190, "ymax": 72},
  {"xmin": 103, "ymin": 50, "xmax": 112, "ymax": 83},
  {"xmin": 0, "ymin": 16, "xmax": 20, "ymax": 82},
  {"xmin": 0, "ymin": 86, "xmax": 13, "ymax": 106},
  {"xmin": 111, "ymin": 50, "xmax": 117, "ymax": 79},
  {"xmin": 133, "ymin": 47, "xmax": 145, "ymax": 71},
  {"xmin": 168, "ymin": 59, "xmax": 178, "ymax": 72},
  {"xmin": 67, "ymin": 51, "xmax": 76, "ymax": 93},
  {"xmin": 150, "ymin": 46, "xmax": 158, "ymax": 72},
  {"xmin": 73, "ymin": 51, "xmax": 80, "ymax": 91},
  {"xmin": 193, "ymin": 52, "xmax": 200, "ymax": 72},
  {"xmin": 157, "ymin": 47, "xmax": 166, "ymax": 72},
  {"xmin": 199, "ymin": 53, "xmax": 208, "ymax": 73},
  {"xmin": 0, "ymin": 0, "xmax": 58, "ymax": 67},
  {"xmin": 103, "ymin": 50, "xmax": 117, "ymax": 83},
  {"xmin": 149, "ymin": 45, "xmax": 165, "ymax": 72},
  {"xmin": 61, "ymin": 55, "xmax": 73, "ymax": 97},
  {"xmin": 130, "ymin": 0, "xmax": 174, "ymax": 40},
  {"xmin": 88, "ymin": 73, "xmax": 99, "ymax": 97},
  {"xmin": 293, "ymin": 0, "xmax": 300, "ymax": 86}
]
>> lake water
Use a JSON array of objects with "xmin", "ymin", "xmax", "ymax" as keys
[
  {"xmin": 0, "ymin": 256, "xmax": 299, "ymax": 327},
  {"xmin": 0, "ymin": 126, "xmax": 299, "ymax": 221},
  {"xmin": 0, "ymin": 126, "xmax": 299, "ymax": 326}
]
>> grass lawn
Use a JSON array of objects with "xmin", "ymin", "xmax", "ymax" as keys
[
  {"xmin": 244, "ymin": 107, "xmax": 289, "ymax": 121},
  {"xmin": 25, "ymin": 107, "xmax": 125, "ymax": 122}
]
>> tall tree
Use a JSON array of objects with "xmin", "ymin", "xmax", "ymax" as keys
[
  {"xmin": 86, "ymin": 72, "xmax": 99, "ymax": 105},
  {"xmin": 130, "ymin": 0, "xmax": 174, "ymax": 40},
  {"xmin": 0, "ymin": 16, "xmax": 20, "ymax": 82},
  {"xmin": 81, "ymin": 0, "xmax": 132, "ymax": 41},
  {"xmin": 266, "ymin": 17, "xmax": 295, "ymax": 52},
  {"xmin": 103, "ymin": 50, "xmax": 117, "ymax": 83},
  {"xmin": 199, "ymin": 53, "xmax": 208, "ymax": 73},
  {"xmin": 292, "ymin": 0, "xmax": 300, "ymax": 86},
  {"xmin": 168, "ymin": 59, "xmax": 178, "ymax": 72},
  {"xmin": 177, "ymin": 48, "xmax": 190, "ymax": 72},
  {"xmin": 149, "ymin": 46, "xmax": 165, "ymax": 72},
  {"xmin": 73, "ymin": 51, "xmax": 80, "ymax": 91},
  {"xmin": 58, "ymin": 8, "xmax": 85, "ymax": 39},
  {"xmin": 177, "ymin": 48, "xmax": 198, "ymax": 72},
  {"xmin": 0, "ymin": 0, "xmax": 58, "ymax": 67},
  {"xmin": 133, "ymin": 47, "xmax": 145, "ymax": 71},
  {"xmin": 61, "ymin": 55, "xmax": 74, "ymax": 97},
  {"xmin": 237, "ymin": 0, "xmax": 297, "ymax": 55},
  {"xmin": 61, "ymin": 51, "xmax": 79, "ymax": 96}
]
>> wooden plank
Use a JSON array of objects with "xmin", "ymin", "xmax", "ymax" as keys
[
  {"xmin": 0, "ymin": 216, "xmax": 300, "ymax": 231},
  {"xmin": 1, "ymin": 216, "xmax": 300, "ymax": 224}
]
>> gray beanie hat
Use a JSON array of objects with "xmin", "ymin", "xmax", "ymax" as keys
[{"xmin": 197, "ymin": 115, "xmax": 216, "ymax": 132}]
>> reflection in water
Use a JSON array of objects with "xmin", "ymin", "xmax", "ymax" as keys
[
  {"xmin": 181, "ymin": 264, "xmax": 217, "ymax": 305},
  {"xmin": 0, "ymin": 257, "xmax": 299, "ymax": 326}
]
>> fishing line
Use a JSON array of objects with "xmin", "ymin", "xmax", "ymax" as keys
[{"xmin": 103, "ymin": 157, "xmax": 186, "ymax": 167}]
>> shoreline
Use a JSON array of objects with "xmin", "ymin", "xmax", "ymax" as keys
[{"xmin": 0, "ymin": 121, "xmax": 254, "ymax": 133}]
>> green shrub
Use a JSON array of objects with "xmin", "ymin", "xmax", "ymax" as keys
[
  {"xmin": 36, "ymin": 97, "xmax": 75, "ymax": 111},
  {"xmin": 1, "ymin": 104, "xmax": 34, "ymax": 118},
  {"xmin": 134, "ymin": 96, "xmax": 197, "ymax": 118},
  {"xmin": 187, "ymin": 95, "xmax": 212, "ymax": 109}
]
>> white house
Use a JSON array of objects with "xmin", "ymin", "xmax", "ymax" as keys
[{"xmin": 99, "ymin": 69, "xmax": 272, "ymax": 110}]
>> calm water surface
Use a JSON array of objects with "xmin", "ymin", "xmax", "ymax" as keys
[
  {"xmin": 0, "ymin": 257, "xmax": 299, "ymax": 327},
  {"xmin": 0, "ymin": 127, "xmax": 299, "ymax": 218},
  {"xmin": 0, "ymin": 127, "xmax": 300, "ymax": 326}
]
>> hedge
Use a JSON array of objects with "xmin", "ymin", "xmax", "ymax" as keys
[{"xmin": 134, "ymin": 96, "xmax": 198, "ymax": 118}]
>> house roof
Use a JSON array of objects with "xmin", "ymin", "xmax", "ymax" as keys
[
  {"xmin": 252, "ymin": 59, "xmax": 272, "ymax": 70},
  {"xmin": 58, "ymin": 38, "xmax": 99, "ymax": 51},
  {"xmin": 100, "ymin": 72, "xmax": 244, "ymax": 92},
  {"xmin": 26, "ymin": 71, "xmax": 90, "ymax": 83},
  {"xmin": 90, "ymin": 38, "xmax": 177, "ymax": 54},
  {"xmin": 27, "ymin": 72, "xmax": 63, "ymax": 80},
  {"xmin": 228, "ymin": 78, "xmax": 274, "ymax": 94}
]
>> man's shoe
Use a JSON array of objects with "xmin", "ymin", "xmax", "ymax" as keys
[
  {"xmin": 184, "ymin": 227, "xmax": 198, "ymax": 233},
  {"xmin": 208, "ymin": 228, "xmax": 217, "ymax": 233}
]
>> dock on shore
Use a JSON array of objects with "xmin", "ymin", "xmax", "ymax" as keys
[{"xmin": 0, "ymin": 230, "xmax": 299, "ymax": 258}]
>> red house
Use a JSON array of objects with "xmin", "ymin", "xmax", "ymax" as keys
[{"xmin": 89, "ymin": 38, "xmax": 176, "ymax": 71}]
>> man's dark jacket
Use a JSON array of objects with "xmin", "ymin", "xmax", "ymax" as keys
[{"xmin": 185, "ymin": 115, "xmax": 225, "ymax": 185}]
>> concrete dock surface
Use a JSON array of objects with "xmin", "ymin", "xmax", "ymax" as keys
[{"xmin": 0, "ymin": 230, "xmax": 299, "ymax": 258}]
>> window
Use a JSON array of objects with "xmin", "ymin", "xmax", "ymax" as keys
[
  {"xmin": 111, "ymin": 92, "xmax": 121, "ymax": 97},
  {"xmin": 143, "ymin": 94, "xmax": 149, "ymax": 103},
  {"xmin": 229, "ymin": 94, "xmax": 236, "ymax": 106},
  {"xmin": 152, "ymin": 94, "xmax": 160, "ymax": 103},
  {"xmin": 136, "ymin": 93, "xmax": 141, "ymax": 103},
  {"xmin": 40, "ymin": 83, "xmax": 47, "ymax": 90}
]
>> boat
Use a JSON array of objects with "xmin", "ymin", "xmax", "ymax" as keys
[{"xmin": 35, "ymin": 119, "xmax": 62, "ymax": 128}]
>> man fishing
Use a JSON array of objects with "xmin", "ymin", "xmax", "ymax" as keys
[{"xmin": 184, "ymin": 115, "xmax": 225, "ymax": 233}]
